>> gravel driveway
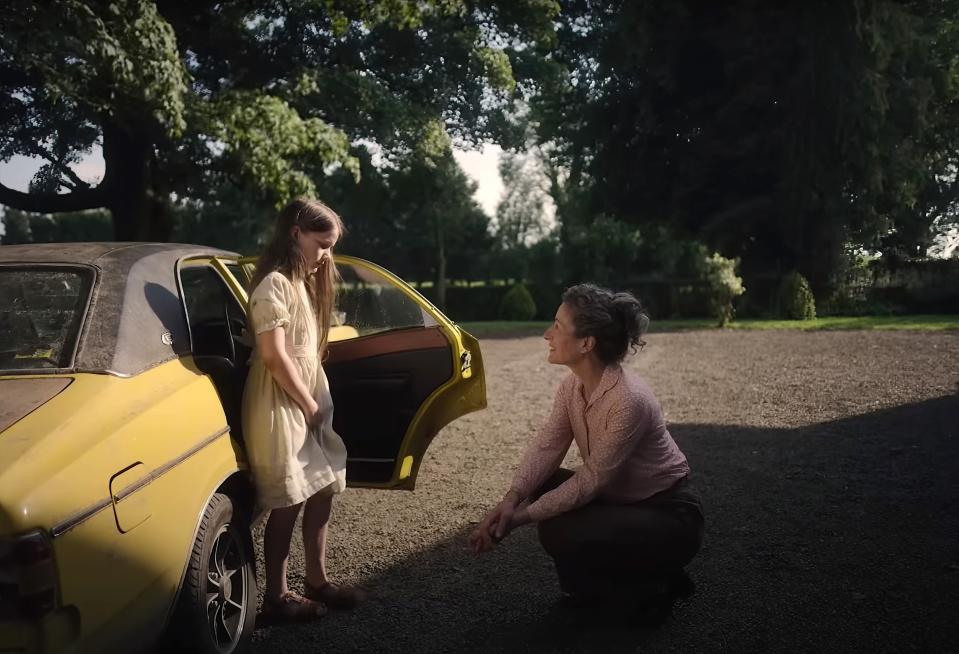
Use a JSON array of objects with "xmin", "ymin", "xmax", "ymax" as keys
[{"xmin": 251, "ymin": 330, "xmax": 959, "ymax": 653}]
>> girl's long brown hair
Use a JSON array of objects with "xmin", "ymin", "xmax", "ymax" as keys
[{"xmin": 251, "ymin": 197, "xmax": 346, "ymax": 357}]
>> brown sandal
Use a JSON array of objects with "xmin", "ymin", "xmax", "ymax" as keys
[
  {"xmin": 303, "ymin": 581, "xmax": 367, "ymax": 610},
  {"xmin": 260, "ymin": 591, "xmax": 327, "ymax": 622}
]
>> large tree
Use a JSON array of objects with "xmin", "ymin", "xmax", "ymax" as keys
[
  {"xmin": 495, "ymin": 151, "xmax": 548, "ymax": 250},
  {"xmin": 533, "ymin": 0, "xmax": 959, "ymax": 298},
  {"xmin": 0, "ymin": 0, "xmax": 557, "ymax": 239},
  {"xmin": 381, "ymin": 151, "xmax": 493, "ymax": 307},
  {"xmin": 316, "ymin": 142, "xmax": 493, "ymax": 308}
]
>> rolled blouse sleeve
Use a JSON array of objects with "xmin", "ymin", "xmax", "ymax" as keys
[
  {"xmin": 509, "ymin": 374, "xmax": 576, "ymax": 500},
  {"xmin": 525, "ymin": 394, "xmax": 648, "ymax": 523},
  {"xmin": 250, "ymin": 272, "xmax": 292, "ymax": 334}
]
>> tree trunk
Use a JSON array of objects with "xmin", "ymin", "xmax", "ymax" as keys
[
  {"xmin": 562, "ymin": 153, "xmax": 584, "ymax": 253},
  {"xmin": 801, "ymin": 211, "xmax": 844, "ymax": 305},
  {"xmin": 147, "ymin": 173, "xmax": 174, "ymax": 242},
  {"xmin": 435, "ymin": 219, "xmax": 447, "ymax": 310},
  {"xmin": 102, "ymin": 121, "xmax": 166, "ymax": 241},
  {"xmin": 0, "ymin": 177, "xmax": 105, "ymax": 215},
  {"xmin": 0, "ymin": 121, "xmax": 171, "ymax": 242}
]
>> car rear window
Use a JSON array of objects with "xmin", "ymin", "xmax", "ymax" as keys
[{"xmin": 0, "ymin": 267, "xmax": 93, "ymax": 371}]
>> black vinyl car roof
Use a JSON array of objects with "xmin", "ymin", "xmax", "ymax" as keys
[{"xmin": 0, "ymin": 242, "xmax": 238, "ymax": 376}]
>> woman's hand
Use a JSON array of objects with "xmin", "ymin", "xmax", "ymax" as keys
[
  {"xmin": 468, "ymin": 503, "xmax": 509, "ymax": 554},
  {"xmin": 469, "ymin": 490, "xmax": 524, "ymax": 554}
]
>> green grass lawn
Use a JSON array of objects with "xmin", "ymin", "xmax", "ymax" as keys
[
  {"xmin": 460, "ymin": 315, "xmax": 959, "ymax": 338},
  {"xmin": 459, "ymin": 321, "xmax": 551, "ymax": 338}
]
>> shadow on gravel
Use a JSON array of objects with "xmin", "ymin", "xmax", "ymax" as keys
[{"xmin": 253, "ymin": 393, "xmax": 959, "ymax": 654}]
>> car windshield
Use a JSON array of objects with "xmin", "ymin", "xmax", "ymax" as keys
[{"xmin": 0, "ymin": 267, "xmax": 93, "ymax": 371}]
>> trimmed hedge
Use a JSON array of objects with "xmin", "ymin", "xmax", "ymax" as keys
[
  {"xmin": 499, "ymin": 284, "xmax": 537, "ymax": 320},
  {"xmin": 418, "ymin": 280, "xmax": 714, "ymax": 323},
  {"xmin": 777, "ymin": 271, "xmax": 817, "ymax": 320},
  {"xmin": 417, "ymin": 285, "xmax": 507, "ymax": 322},
  {"xmin": 414, "ymin": 257, "xmax": 959, "ymax": 323}
]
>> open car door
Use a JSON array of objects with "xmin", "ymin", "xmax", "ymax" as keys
[{"xmin": 215, "ymin": 255, "xmax": 486, "ymax": 489}]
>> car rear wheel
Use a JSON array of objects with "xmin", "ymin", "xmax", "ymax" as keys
[{"xmin": 166, "ymin": 492, "xmax": 257, "ymax": 653}]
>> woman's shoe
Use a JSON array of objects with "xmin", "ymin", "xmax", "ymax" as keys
[
  {"xmin": 668, "ymin": 568, "xmax": 696, "ymax": 599},
  {"xmin": 303, "ymin": 581, "xmax": 367, "ymax": 610},
  {"xmin": 631, "ymin": 569, "xmax": 694, "ymax": 628},
  {"xmin": 633, "ymin": 592, "xmax": 675, "ymax": 628}
]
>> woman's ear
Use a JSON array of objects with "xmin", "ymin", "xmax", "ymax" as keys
[
  {"xmin": 582, "ymin": 336, "xmax": 596, "ymax": 353},
  {"xmin": 290, "ymin": 225, "xmax": 300, "ymax": 240}
]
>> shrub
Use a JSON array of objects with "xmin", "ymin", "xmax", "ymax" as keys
[
  {"xmin": 498, "ymin": 283, "xmax": 537, "ymax": 321},
  {"xmin": 702, "ymin": 253, "xmax": 745, "ymax": 327},
  {"xmin": 566, "ymin": 215, "xmax": 643, "ymax": 285},
  {"xmin": 777, "ymin": 271, "xmax": 817, "ymax": 320}
]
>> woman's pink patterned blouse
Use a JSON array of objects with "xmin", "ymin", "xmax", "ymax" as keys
[{"xmin": 510, "ymin": 364, "xmax": 690, "ymax": 522}]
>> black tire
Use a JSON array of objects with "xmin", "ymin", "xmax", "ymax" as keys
[{"xmin": 164, "ymin": 492, "xmax": 257, "ymax": 654}]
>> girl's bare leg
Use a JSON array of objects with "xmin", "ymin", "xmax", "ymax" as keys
[
  {"xmin": 302, "ymin": 491, "xmax": 333, "ymax": 587},
  {"xmin": 263, "ymin": 503, "xmax": 303, "ymax": 601}
]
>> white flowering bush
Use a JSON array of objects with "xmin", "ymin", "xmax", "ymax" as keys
[{"xmin": 703, "ymin": 253, "xmax": 745, "ymax": 327}]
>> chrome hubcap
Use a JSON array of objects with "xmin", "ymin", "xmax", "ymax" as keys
[{"xmin": 205, "ymin": 525, "xmax": 247, "ymax": 652}]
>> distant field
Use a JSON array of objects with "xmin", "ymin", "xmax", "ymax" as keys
[{"xmin": 460, "ymin": 314, "xmax": 959, "ymax": 338}]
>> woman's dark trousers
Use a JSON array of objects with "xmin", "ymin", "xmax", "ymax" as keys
[{"xmin": 534, "ymin": 469, "xmax": 704, "ymax": 601}]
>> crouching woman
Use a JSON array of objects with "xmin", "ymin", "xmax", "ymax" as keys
[{"xmin": 469, "ymin": 284, "xmax": 704, "ymax": 620}]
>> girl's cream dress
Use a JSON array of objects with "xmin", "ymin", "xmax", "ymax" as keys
[{"xmin": 241, "ymin": 271, "xmax": 347, "ymax": 509}]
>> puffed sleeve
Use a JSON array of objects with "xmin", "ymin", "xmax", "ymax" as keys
[{"xmin": 249, "ymin": 272, "xmax": 292, "ymax": 334}]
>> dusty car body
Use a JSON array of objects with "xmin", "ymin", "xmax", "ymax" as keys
[{"xmin": 0, "ymin": 242, "xmax": 486, "ymax": 653}]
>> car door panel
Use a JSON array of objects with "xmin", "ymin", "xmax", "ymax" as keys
[
  {"xmin": 325, "ymin": 330, "xmax": 453, "ymax": 484},
  {"xmin": 324, "ymin": 324, "xmax": 449, "ymax": 361},
  {"xmin": 180, "ymin": 260, "xmax": 253, "ymax": 443},
  {"xmin": 219, "ymin": 255, "xmax": 486, "ymax": 489}
]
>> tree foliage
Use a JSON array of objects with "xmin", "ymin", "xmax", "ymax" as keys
[
  {"xmin": 495, "ymin": 151, "xmax": 548, "ymax": 250},
  {"xmin": 318, "ymin": 145, "xmax": 492, "ymax": 308},
  {"xmin": 1, "ymin": 207, "xmax": 113, "ymax": 244},
  {"xmin": 378, "ymin": 152, "xmax": 492, "ymax": 307},
  {"xmin": 532, "ymin": 0, "xmax": 959, "ymax": 299},
  {"xmin": 0, "ymin": 0, "xmax": 559, "ymax": 238},
  {"xmin": 5, "ymin": 0, "xmax": 959, "ymax": 314}
]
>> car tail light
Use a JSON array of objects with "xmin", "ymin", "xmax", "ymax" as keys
[{"xmin": 0, "ymin": 530, "xmax": 58, "ymax": 620}]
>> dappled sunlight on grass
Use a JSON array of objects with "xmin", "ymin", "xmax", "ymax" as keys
[
  {"xmin": 729, "ymin": 314, "xmax": 959, "ymax": 331},
  {"xmin": 461, "ymin": 315, "xmax": 959, "ymax": 338},
  {"xmin": 459, "ymin": 321, "xmax": 550, "ymax": 338}
]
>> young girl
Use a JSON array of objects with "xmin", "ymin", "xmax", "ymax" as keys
[
  {"xmin": 242, "ymin": 197, "xmax": 364, "ymax": 620},
  {"xmin": 469, "ymin": 284, "xmax": 703, "ymax": 624}
]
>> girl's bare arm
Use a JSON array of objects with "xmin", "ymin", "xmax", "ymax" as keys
[{"xmin": 257, "ymin": 327, "xmax": 320, "ymax": 424}]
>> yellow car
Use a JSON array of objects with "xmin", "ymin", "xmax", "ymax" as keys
[{"xmin": 0, "ymin": 242, "xmax": 486, "ymax": 654}]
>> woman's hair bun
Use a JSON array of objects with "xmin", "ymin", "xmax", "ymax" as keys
[
  {"xmin": 611, "ymin": 292, "xmax": 650, "ymax": 343},
  {"xmin": 562, "ymin": 284, "xmax": 649, "ymax": 364}
]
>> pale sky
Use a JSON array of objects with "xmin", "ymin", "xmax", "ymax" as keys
[
  {"xmin": 0, "ymin": 144, "xmax": 506, "ymax": 217},
  {"xmin": 452, "ymin": 144, "xmax": 504, "ymax": 216},
  {"xmin": 0, "ymin": 152, "xmax": 106, "ymax": 193}
]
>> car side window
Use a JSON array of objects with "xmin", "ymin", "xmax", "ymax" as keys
[
  {"xmin": 181, "ymin": 266, "xmax": 246, "ymax": 360},
  {"xmin": 0, "ymin": 267, "xmax": 92, "ymax": 370},
  {"xmin": 225, "ymin": 262, "xmax": 249, "ymax": 289},
  {"xmin": 335, "ymin": 262, "xmax": 436, "ymax": 340}
]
